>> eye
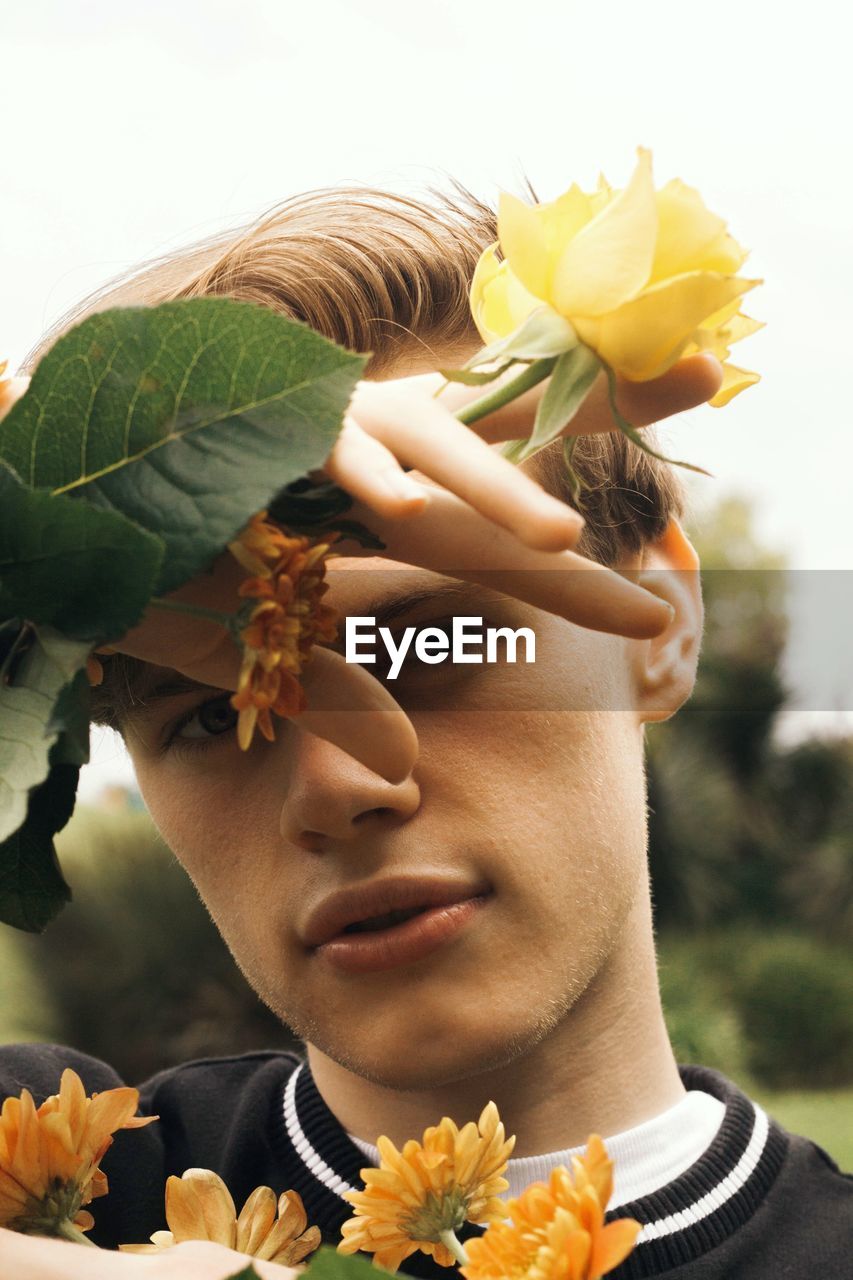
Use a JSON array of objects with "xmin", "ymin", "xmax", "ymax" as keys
[{"xmin": 172, "ymin": 693, "xmax": 239, "ymax": 744}]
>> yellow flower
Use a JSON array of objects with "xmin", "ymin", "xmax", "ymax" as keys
[
  {"xmin": 338, "ymin": 1101, "xmax": 515, "ymax": 1273},
  {"xmin": 120, "ymin": 1169, "xmax": 321, "ymax": 1266},
  {"xmin": 0, "ymin": 1068, "xmax": 157, "ymax": 1240},
  {"xmin": 228, "ymin": 512, "xmax": 339, "ymax": 750},
  {"xmin": 461, "ymin": 1136, "xmax": 640, "ymax": 1280},
  {"xmin": 470, "ymin": 148, "xmax": 763, "ymax": 406}
]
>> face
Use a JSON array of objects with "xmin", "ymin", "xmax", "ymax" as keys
[{"xmin": 124, "ymin": 553, "xmax": 654, "ymax": 1090}]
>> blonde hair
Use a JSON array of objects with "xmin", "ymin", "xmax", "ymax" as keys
[{"xmin": 32, "ymin": 182, "xmax": 687, "ymax": 726}]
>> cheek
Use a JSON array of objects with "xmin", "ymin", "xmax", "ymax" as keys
[
  {"xmin": 131, "ymin": 756, "xmax": 277, "ymax": 917},
  {"xmin": 412, "ymin": 685, "xmax": 645, "ymax": 982}
]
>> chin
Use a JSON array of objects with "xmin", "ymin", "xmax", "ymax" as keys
[{"xmin": 314, "ymin": 1007, "xmax": 551, "ymax": 1092}]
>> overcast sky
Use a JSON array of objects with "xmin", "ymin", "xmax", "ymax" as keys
[{"xmin": 2, "ymin": 0, "xmax": 850, "ymax": 792}]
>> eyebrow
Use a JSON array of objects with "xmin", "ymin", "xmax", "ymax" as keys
[{"xmin": 120, "ymin": 578, "xmax": 504, "ymax": 722}]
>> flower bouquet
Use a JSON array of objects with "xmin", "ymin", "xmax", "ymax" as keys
[{"xmin": 1, "ymin": 1069, "xmax": 640, "ymax": 1280}]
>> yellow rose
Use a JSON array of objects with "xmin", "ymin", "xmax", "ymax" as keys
[{"xmin": 470, "ymin": 148, "xmax": 763, "ymax": 407}]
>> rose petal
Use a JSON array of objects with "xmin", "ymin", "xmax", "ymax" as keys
[
  {"xmin": 552, "ymin": 147, "xmax": 658, "ymax": 317},
  {"xmin": 709, "ymin": 362, "xmax": 761, "ymax": 407},
  {"xmin": 498, "ymin": 193, "xmax": 551, "ymax": 301},
  {"xmin": 575, "ymin": 271, "xmax": 761, "ymax": 380},
  {"xmin": 650, "ymin": 178, "xmax": 747, "ymax": 282}
]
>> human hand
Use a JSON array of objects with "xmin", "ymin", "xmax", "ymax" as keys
[
  {"xmin": 0, "ymin": 353, "xmax": 720, "ymax": 784},
  {"xmin": 323, "ymin": 349, "xmax": 721, "ymax": 631},
  {"xmin": 0, "ymin": 1227, "xmax": 295, "ymax": 1280}
]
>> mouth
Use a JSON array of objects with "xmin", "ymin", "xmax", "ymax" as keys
[
  {"xmin": 302, "ymin": 876, "xmax": 491, "ymax": 974},
  {"xmin": 341, "ymin": 905, "xmax": 426, "ymax": 933}
]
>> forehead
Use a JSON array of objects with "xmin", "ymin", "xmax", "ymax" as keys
[
  {"xmin": 323, "ymin": 556, "xmax": 532, "ymax": 630},
  {"xmin": 324, "ymin": 556, "xmax": 454, "ymax": 615}
]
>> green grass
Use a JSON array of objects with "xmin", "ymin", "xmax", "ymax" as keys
[{"xmin": 754, "ymin": 1089, "xmax": 853, "ymax": 1172}]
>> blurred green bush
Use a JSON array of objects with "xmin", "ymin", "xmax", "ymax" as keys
[
  {"xmin": 724, "ymin": 934, "xmax": 853, "ymax": 1089},
  {"xmin": 657, "ymin": 935, "xmax": 748, "ymax": 1078},
  {"xmin": 0, "ymin": 805, "xmax": 296, "ymax": 1082},
  {"xmin": 658, "ymin": 930, "xmax": 853, "ymax": 1090}
]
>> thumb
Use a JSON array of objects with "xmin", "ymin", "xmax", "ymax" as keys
[{"xmin": 0, "ymin": 373, "xmax": 30, "ymax": 421}]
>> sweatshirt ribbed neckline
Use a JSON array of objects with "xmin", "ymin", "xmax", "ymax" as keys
[
  {"xmin": 268, "ymin": 1059, "xmax": 789, "ymax": 1280},
  {"xmin": 348, "ymin": 1088, "xmax": 726, "ymax": 1209}
]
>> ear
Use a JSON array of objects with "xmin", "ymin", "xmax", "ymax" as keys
[{"xmin": 629, "ymin": 518, "xmax": 704, "ymax": 725}]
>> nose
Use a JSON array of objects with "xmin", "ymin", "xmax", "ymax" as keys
[{"xmin": 279, "ymin": 727, "xmax": 421, "ymax": 850}]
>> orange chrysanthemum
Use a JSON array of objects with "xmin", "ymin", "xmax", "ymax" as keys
[
  {"xmin": 0, "ymin": 1068, "xmax": 157, "ymax": 1240},
  {"xmin": 120, "ymin": 1168, "xmax": 321, "ymax": 1267},
  {"xmin": 461, "ymin": 1136, "xmax": 641, "ymax": 1280},
  {"xmin": 338, "ymin": 1101, "xmax": 515, "ymax": 1273},
  {"xmin": 227, "ymin": 511, "xmax": 339, "ymax": 750}
]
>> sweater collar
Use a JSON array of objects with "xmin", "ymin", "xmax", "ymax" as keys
[{"xmin": 269, "ymin": 1059, "xmax": 789, "ymax": 1280}]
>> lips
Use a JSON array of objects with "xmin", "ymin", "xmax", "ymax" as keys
[{"xmin": 302, "ymin": 875, "xmax": 489, "ymax": 949}]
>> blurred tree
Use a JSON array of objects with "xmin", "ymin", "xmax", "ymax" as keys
[
  {"xmin": 647, "ymin": 491, "xmax": 853, "ymax": 932},
  {"xmin": 770, "ymin": 737, "xmax": 853, "ymax": 941}
]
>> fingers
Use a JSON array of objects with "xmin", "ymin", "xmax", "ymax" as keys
[
  {"xmin": 609, "ymin": 352, "xmax": 725, "ymax": 427},
  {"xmin": 345, "ymin": 382, "xmax": 585, "ymax": 552},
  {"xmin": 299, "ymin": 647, "xmax": 419, "ymax": 785},
  {"xmin": 325, "ymin": 416, "xmax": 429, "ymax": 519},
  {"xmin": 556, "ymin": 351, "xmax": 724, "ymax": 438},
  {"xmin": 166, "ymin": 1240, "xmax": 301, "ymax": 1279},
  {"xmin": 393, "ymin": 352, "xmax": 725, "ymax": 444},
  {"xmin": 0, "ymin": 374, "xmax": 29, "ymax": 421},
  {"xmin": 349, "ymin": 488, "xmax": 675, "ymax": 640}
]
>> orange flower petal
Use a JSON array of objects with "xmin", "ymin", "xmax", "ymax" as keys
[{"xmin": 589, "ymin": 1217, "xmax": 643, "ymax": 1277}]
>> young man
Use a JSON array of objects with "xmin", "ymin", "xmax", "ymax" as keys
[{"xmin": 2, "ymin": 188, "xmax": 851, "ymax": 1280}]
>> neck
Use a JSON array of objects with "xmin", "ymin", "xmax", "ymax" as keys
[{"xmin": 307, "ymin": 883, "xmax": 684, "ymax": 1155}]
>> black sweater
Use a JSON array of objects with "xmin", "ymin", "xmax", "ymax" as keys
[{"xmin": 1, "ymin": 1044, "xmax": 851, "ymax": 1278}]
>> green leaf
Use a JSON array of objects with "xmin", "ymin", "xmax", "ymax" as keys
[
  {"xmin": 463, "ymin": 307, "xmax": 577, "ymax": 367},
  {"xmin": 268, "ymin": 477, "xmax": 356, "ymax": 527},
  {"xmin": 0, "ymin": 461, "xmax": 164, "ymax": 642},
  {"xmin": 603, "ymin": 364, "xmax": 714, "ymax": 479},
  {"xmin": 436, "ymin": 362, "xmax": 514, "ymax": 386},
  {"xmin": 49, "ymin": 669, "xmax": 92, "ymax": 767},
  {"xmin": 0, "ymin": 300, "xmax": 367, "ymax": 594},
  {"xmin": 455, "ymin": 358, "xmax": 556, "ymax": 429},
  {"xmin": 304, "ymin": 1245, "xmax": 385, "ymax": 1280},
  {"xmin": 0, "ymin": 626, "xmax": 91, "ymax": 844},
  {"xmin": 223, "ymin": 1268, "xmax": 262, "ymax": 1280},
  {"xmin": 499, "ymin": 439, "xmax": 529, "ymax": 464},
  {"xmin": 0, "ymin": 757, "xmax": 76, "ymax": 932},
  {"xmin": 1, "ymin": 617, "xmax": 28, "ymax": 682},
  {"xmin": 518, "ymin": 344, "xmax": 602, "ymax": 461},
  {"xmin": 268, "ymin": 478, "xmax": 385, "ymax": 551}
]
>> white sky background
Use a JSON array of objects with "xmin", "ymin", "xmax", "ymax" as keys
[{"xmin": 2, "ymin": 0, "xmax": 851, "ymax": 795}]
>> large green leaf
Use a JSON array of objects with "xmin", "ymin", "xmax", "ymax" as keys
[
  {"xmin": 0, "ymin": 626, "xmax": 91, "ymax": 843},
  {"xmin": 0, "ymin": 300, "xmax": 367, "ymax": 593},
  {"xmin": 0, "ymin": 462, "xmax": 164, "ymax": 642},
  {"xmin": 304, "ymin": 1246, "xmax": 384, "ymax": 1280},
  {"xmin": 0, "ymin": 756, "xmax": 77, "ymax": 932}
]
